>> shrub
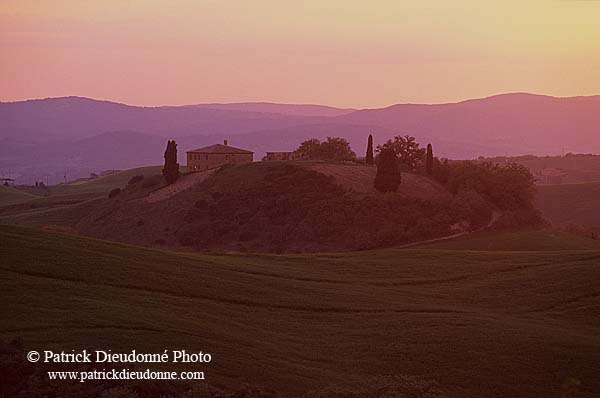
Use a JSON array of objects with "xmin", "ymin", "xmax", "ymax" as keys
[
  {"xmin": 108, "ymin": 188, "xmax": 121, "ymax": 198},
  {"xmin": 142, "ymin": 175, "xmax": 163, "ymax": 188},
  {"xmin": 451, "ymin": 190, "xmax": 493, "ymax": 229}
]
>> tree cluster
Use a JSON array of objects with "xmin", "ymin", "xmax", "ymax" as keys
[
  {"xmin": 370, "ymin": 133, "xmax": 539, "ymax": 224},
  {"xmin": 294, "ymin": 137, "xmax": 356, "ymax": 161},
  {"xmin": 437, "ymin": 160, "xmax": 537, "ymax": 211},
  {"xmin": 376, "ymin": 135, "xmax": 426, "ymax": 172},
  {"xmin": 177, "ymin": 163, "xmax": 493, "ymax": 253}
]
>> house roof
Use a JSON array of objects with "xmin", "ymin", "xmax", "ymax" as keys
[{"xmin": 187, "ymin": 144, "xmax": 253, "ymax": 154}]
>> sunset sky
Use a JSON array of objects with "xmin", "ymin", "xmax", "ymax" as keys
[{"xmin": 1, "ymin": 0, "xmax": 599, "ymax": 108}]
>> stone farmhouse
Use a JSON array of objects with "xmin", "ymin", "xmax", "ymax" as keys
[{"xmin": 186, "ymin": 140, "xmax": 253, "ymax": 172}]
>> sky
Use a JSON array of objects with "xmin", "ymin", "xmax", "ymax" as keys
[{"xmin": 1, "ymin": 0, "xmax": 599, "ymax": 108}]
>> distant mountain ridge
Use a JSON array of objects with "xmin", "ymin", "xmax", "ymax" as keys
[
  {"xmin": 1, "ymin": 93, "xmax": 600, "ymax": 184},
  {"xmin": 187, "ymin": 102, "xmax": 356, "ymax": 117},
  {"xmin": 0, "ymin": 96, "xmax": 329, "ymax": 141}
]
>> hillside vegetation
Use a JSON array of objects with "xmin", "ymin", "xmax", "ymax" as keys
[
  {"xmin": 1, "ymin": 225, "xmax": 599, "ymax": 397},
  {"xmin": 73, "ymin": 162, "xmax": 497, "ymax": 253}
]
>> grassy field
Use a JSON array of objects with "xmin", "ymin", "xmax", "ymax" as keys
[
  {"xmin": 0, "ymin": 166, "xmax": 165, "ymax": 225},
  {"xmin": 0, "ymin": 185, "xmax": 38, "ymax": 206},
  {"xmin": 536, "ymin": 182, "xmax": 600, "ymax": 227},
  {"xmin": 415, "ymin": 228, "xmax": 600, "ymax": 251},
  {"xmin": 46, "ymin": 165, "xmax": 164, "ymax": 196},
  {"xmin": 1, "ymin": 225, "xmax": 599, "ymax": 397}
]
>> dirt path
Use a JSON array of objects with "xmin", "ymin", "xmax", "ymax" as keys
[
  {"xmin": 397, "ymin": 232, "xmax": 469, "ymax": 249},
  {"xmin": 144, "ymin": 170, "xmax": 214, "ymax": 204}
]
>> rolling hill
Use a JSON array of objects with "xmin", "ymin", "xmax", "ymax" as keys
[
  {"xmin": 0, "ymin": 185, "xmax": 37, "ymax": 206},
  {"xmin": 1, "ymin": 224, "xmax": 599, "ymax": 397},
  {"xmin": 68, "ymin": 161, "xmax": 495, "ymax": 253},
  {"xmin": 0, "ymin": 166, "xmax": 165, "ymax": 226},
  {"xmin": 1, "ymin": 161, "xmax": 551, "ymax": 253}
]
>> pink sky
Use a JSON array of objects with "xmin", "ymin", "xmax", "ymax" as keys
[{"xmin": 1, "ymin": 0, "xmax": 599, "ymax": 108}]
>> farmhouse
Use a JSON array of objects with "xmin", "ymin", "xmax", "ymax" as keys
[{"xmin": 187, "ymin": 140, "xmax": 253, "ymax": 172}]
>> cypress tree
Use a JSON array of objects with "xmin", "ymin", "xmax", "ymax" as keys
[
  {"xmin": 365, "ymin": 134, "xmax": 374, "ymax": 165},
  {"xmin": 374, "ymin": 148, "xmax": 401, "ymax": 192},
  {"xmin": 162, "ymin": 140, "xmax": 180, "ymax": 184},
  {"xmin": 426, "ymin": 143, "xmax": 433, "ymax": 175}
]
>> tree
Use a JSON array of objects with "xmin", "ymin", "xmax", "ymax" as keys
[
  {"xmin": 162, "ymin": 140, "xmax": 180, "ymax": 184},
  {"xmin": 365, "ymin": 134, "xmax": 374, "ymax": 165},
  {"xmin": 374, "ymin": 148, "xmax": 401, "ymax": 192},
  {"xmin": 294, "ymin": 137, "xmax": 356, "ymax": 161},
  {"xmin": 294, "ymin": 138, "xmax": 322, "ymax": 160},
  {"xmin": 377, "ymin": 135, "xmax": 425, "ymax": 172},
  {"xmin": 425, "ymin": 143, "xmax": 433, "ymax": 175},
  {"xmin": 320, "ymin": 137, "xmax": 356, "ymax": 161}
]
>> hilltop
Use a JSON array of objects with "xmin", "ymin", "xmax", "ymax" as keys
[
  {"xmin": 1, "ymin": 224, "xmax": 599, "ymax": 397},
  {"xmin": 2, "ymin": 160, "xmax": 550, "ymax": 253},
  {"xmin": 69, "ymin": 161, "xmax": 499, "ymax": 253}
]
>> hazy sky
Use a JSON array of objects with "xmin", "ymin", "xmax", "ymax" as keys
[{"xmin": 1, "ymin": 0, "xmax": 599, "ymax": 108}]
